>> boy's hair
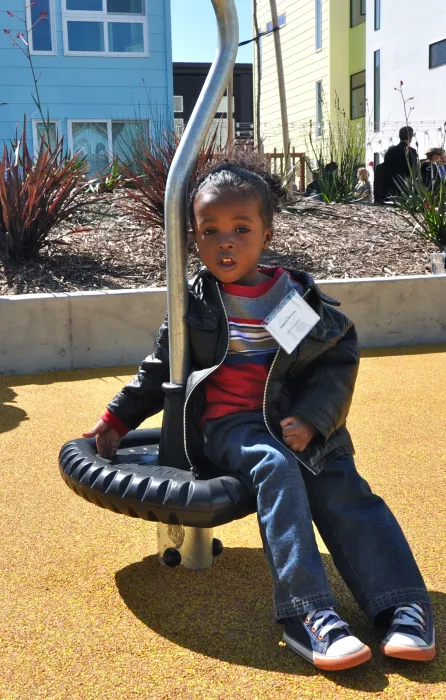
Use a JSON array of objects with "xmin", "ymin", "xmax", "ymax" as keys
[
  {"xmin": 357, "ymin": 167, "xmax": 369, "ymax": 180},
  {"xmin": 188, "ymin": 150, "xmax": 287, "ymax": 229},
  {"xmin": 399, "ymin": 126, "xmax": 414, "ymax": 141}
]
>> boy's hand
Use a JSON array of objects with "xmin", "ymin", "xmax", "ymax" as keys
[
  {"xmin": 280, "ymin": 416, "xmax": 318, "ymax": 452},
  {"xmin": 83, "ymin": 420, "xmax": 121, "ymax": 459}
]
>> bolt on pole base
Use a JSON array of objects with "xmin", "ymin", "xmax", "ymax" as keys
[{"xmin": 157, "ymin": 522, "xmax": 215, "ymax": 570}]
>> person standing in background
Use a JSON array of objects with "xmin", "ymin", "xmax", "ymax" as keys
[{"xmin": 383, "ymin": 126, "xmax": 418, "ymax": 199}]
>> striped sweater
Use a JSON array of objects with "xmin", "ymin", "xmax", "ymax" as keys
[{"xmin": 201, "ymin": 267, "xmax": 303, "ymax": 424}]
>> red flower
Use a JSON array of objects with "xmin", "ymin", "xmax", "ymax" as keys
[
  {"xmin": 40, "ymin": 11, "xmax": 48, "ymax": 17},
  {"xmin": 368, "ymin": 161, "xmax": 374, "ymax": 167},
  {"xmin": 3, "ymin": 28, "xmax": 11, "ymax": 34},
  {"xmin": 7, "ymin": 10, "xmax": 14, "ymax": 17},
  {"xmin": 400, "ymin": 80, "xmax": 404, "ymax": 86},
  {"xmin": 16, "ymin": 32, "xmax": 28, "ymax": 46}
]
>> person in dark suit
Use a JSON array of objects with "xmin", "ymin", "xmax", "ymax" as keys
[{"xmin": 383, "ymin": 126, "xmax": 418, "ymax": 199}]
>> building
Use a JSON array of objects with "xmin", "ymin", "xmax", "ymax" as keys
[
  {"xmin": 173, "ymin": 62, "xmax": 253, "ymax": 144},
  {"xmin": 253, "ymin": 0, "xmax": 366, "ymax": 155},
  {"xmin": 0, "ymin": 0, "xmax": 173, "ymax": 171},
  {"xmin": 366, "ymin": 0, "xmax": 446, "ymax": 164}
]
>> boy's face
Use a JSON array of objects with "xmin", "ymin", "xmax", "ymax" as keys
[{"xmin": 193, "ymin": 189, "xmax": 272, "ymax": 286}]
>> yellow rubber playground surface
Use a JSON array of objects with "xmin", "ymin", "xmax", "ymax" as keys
[{"xmin": 1, "ymin": 346, "xmax": 445, "ymax": 699}]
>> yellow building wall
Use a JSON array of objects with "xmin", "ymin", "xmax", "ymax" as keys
[
  {"xmin": 329, "ymin": 1, "xmax": 350, "ymax": 120},
  {"xmin": 253, "ymin": 1, "xmax": 366, "ymax": 156},
  {"xmin": 253, "ymin": 0, "xmax": 330, "ymax": 154}
]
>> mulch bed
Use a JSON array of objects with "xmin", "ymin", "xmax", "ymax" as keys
[{"xmin": 0, "ymin": 192, "xmax": 439, "ymax": 295}]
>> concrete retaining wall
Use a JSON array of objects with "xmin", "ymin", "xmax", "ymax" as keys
[{"xmin": 1, "ymin": 275, "xmax": 445, "ymax": 376}]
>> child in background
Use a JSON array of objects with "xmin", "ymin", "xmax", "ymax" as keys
[
  {"xmin": 354, "ymin": 167, "xmax": 372, "ymax": 203},
  {"xmin": 84, "ymin": 153, "xmax": 435, "ymax": 671}
]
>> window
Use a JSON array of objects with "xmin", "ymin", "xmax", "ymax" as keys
[
  {"xmin": 173, "ymin": 96, "xmax": 184, "ymax": 113},
  {"xmin": 32, "ymin": 120, "xmax": 60, "ymax": 152},
  {"xmin": 350, "ymin": 0, "xmax": 366, "ymax": 28},
  {"xmin": 316, "ymin": 80, "xmax": 323, "ymax": 137},
  {"xmin": 375, "ymin": 0, "xmax": 381, "ymax": 30},
  {"xmin": 350, "ymin": 70, "xmax": 366, "ymax": 119},
  {"xmin": 374, "ymin": 50, "xmax": 380, "ymax": 132},
  {"xmin": 266, "ymin": 12, "xmax": 286, "ymax": 33},
  {"xmin": 68, "ymin": 120, "xmax": 148, "ymax": 172},
  {"xmin": 315, "ymin": 0, "xmax": 322, "ymax": 51},
  {"xmin": 429, "ymin": 39, "xmax": 446, "ymax": 69},
  {"xmin": 216, "ymin": 96, "xmax": 235, "ymax": 114},
  {"xmin": 27, "ymin": 0, "xmax": 56, "ymax": 54},
  {"xmin": 63, "ymin": 0, "xmax": 147, "ymax": 56}
]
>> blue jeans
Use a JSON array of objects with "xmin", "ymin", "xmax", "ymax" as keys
[{"xmin": 203, "ymin": 411, "xmax": 430, "ymax": 623}]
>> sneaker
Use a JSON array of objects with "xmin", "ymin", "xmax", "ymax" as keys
[
  {"xmin": 283, "ymin": 608, "xmax": 372, "ymax": 671},
  {"xmin": 380, "ymin": 602, "xmax": 436, "ymax": 661}
]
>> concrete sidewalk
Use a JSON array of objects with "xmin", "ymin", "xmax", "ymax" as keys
[{"xmin": 1, "ymin": 346, "xmax": 445, "ymax": 699}]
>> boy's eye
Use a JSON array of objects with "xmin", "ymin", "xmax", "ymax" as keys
[
  {"xmin": 236, "ymin": 226, "xmax": 250, "ymax": 233},
  {"xmin": 203, "ymin": 228, "xmax": 217, "ymax": 236}
]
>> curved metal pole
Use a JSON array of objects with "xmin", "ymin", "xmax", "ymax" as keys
[{"xmin": 164, "ymin": 0, "xmax": 239, "ymax": 386}]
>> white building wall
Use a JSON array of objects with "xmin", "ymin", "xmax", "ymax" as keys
[{"xmin": 366, "ymin": 0, "xmax": 446, "ymax": 163}]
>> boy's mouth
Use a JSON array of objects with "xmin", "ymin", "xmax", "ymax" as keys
[{"xmin": 217, "ymin": 256, "xmax": 237, "ymax": 269}]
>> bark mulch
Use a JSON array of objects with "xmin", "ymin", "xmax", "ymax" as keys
[{"xmin": 0, "ymin": 192, "xmax": 439, "ymax": 295}]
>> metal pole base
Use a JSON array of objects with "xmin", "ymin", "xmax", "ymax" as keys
[{"xmin": 157, "ymin": 522, "xmax": 221, "ymax": 571}]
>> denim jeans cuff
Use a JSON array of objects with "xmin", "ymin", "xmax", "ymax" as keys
[
  {"xmin": 274, "ymin": 592, "xmax": 337, "ymax": 622},
  {"xmin": 366, "ymin": 587, "xmax": 431, "ymax": 622}
]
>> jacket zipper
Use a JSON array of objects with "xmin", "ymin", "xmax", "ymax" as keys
[
  {"xmin": 262, "ymin": 287, "xmax": 314, "ymax": 473},
  {"xmin": 184, "ymin": 281, "xmax": 314, "ymax": 474},
  {"xmin": 183, "ymin": 279, "xmax": 230, "ymax": 472}
]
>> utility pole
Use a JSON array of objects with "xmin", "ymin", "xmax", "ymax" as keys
[
  {"xmin": 253, "ymin": 0, "xmax": 262, "ymax": 150},
  {"xmin": 269, "ymin": 0, "xmax": 292, "ymax": 198},
  {"xmin": 227, "ymin": 72, "xmax": 234, "ymax": 144}
]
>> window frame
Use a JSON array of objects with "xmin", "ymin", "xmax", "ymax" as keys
[
  {"xmin": 350, "ymin": 70, "xmax": 366, "ymax": 120},
  {"xmin": 32, "ymin": 119, "xmax": 61, "ymax": 154},
  {"xmin": 374, "ymin": 49, "xmax": 381, "ymax": 132},
  {"xmin": 173, "ymin": 96, "xmax": 184, "ymax": 113},
  {"xmin": 62, "ymin": 0, "xmax": 149, "ymax": 57},
  {"xmin": 315, "ymin": 0, "xmax": 322, "ymax": 51},
  {"xmin": 350, "ymin": 0, "xmax": 366, "ymax": 28},
  {"xmin": 374, "ymin": 0, "xmax": 381, "ymax": 31},
  {"xmin": 27, "ymin": 0, "xmax": 57, "ymax": 55},
  {"xmin": 429, "ymin": 38, "xmax": 446, "ymax": 69},
  {"xmin": 316, "ymin": 80, "xmax": 323, "ymax": 138},
  {"xmin": 67, "ymin": 118, "xmax": 149, "ymax": 167}
]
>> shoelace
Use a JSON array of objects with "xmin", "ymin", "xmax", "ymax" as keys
[
  {"xmin": 391, "ymin": 603, "xmax": 425, "ymax": 631},
  {"xmin": 304, "ymin": 608, "xmax": 348, "ymax": 640}
]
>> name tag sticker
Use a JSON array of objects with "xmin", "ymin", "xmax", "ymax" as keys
[{"xmin": 263, "ymin": 290, "xmax": 320, "ymax": 354}]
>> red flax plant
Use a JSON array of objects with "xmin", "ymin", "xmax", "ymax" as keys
[
  {"xmin": 121, "ymin": 126, "xmax": 234, "ymax": 230},
  {"xmin": 0, "ymin": 122, "xmax": 102, "ymax": 263}
]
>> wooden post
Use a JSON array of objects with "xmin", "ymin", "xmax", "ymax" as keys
[
  {"xmin": 269, "ymin": 0, "xmax": 292, "ymax": 198},
  {"xmin": 253, "ymin": 0, "xmax": 262, "ymax": 151},
  {"xmin": 227, "ymin": 72, "xmax": 234, "ymax": 144}
]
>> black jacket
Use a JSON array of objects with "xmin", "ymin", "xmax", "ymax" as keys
[
  {"xmin": 108, "ymin": 268, "xmax": 360, "ymax": 476},
  {"xmin": 384, "ymin": 141, "xmax": 418, "ymax": 197}
]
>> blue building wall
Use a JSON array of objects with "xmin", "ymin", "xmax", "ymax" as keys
[{"xmin": 0, "ymin": 0, "xmax": 173, "ymax": 160}]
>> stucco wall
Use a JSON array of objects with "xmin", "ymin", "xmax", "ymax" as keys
[
  {"xmin": 366, "ymin": 0, "xmax": 446, "ymax": 162},
  {"xmin": 1, "ymin": 276, "xmax": 445, "ymax": 376}
]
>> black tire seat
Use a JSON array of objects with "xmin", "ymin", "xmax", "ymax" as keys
[{"xmin": 59, "ymin": 429, "xmax": 256, "ymax": 528}]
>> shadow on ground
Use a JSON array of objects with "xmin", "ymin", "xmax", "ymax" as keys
[
  {"xmin": 0, "ymin": 385, "xmax": 28, "ymax": 434},
  {"xmin": 116, "ymin": 547, "xmax": 445, "ymax": 693}
]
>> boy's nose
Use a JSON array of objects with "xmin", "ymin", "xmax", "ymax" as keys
[{"xmin": 217, "ymin": 233, "xmax": 235, "ymax": 247}]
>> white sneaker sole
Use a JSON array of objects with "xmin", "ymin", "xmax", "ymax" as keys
[{"xmin": 283, "ymin": 631, "xmax": 372, "ymax": 671}]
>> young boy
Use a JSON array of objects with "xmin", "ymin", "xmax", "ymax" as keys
[{"xmin": 85, "ymin": 160, "xmax": 435, "ymax": 671}]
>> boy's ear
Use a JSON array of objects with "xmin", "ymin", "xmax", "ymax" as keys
[{"xmin": 263, "ymin": 227, "xmax": 273, "ymax": 249}]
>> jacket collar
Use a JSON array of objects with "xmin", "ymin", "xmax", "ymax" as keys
[{"xmin": 190, "ymin": 266, "xmax": 341, "ymax": 308}]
